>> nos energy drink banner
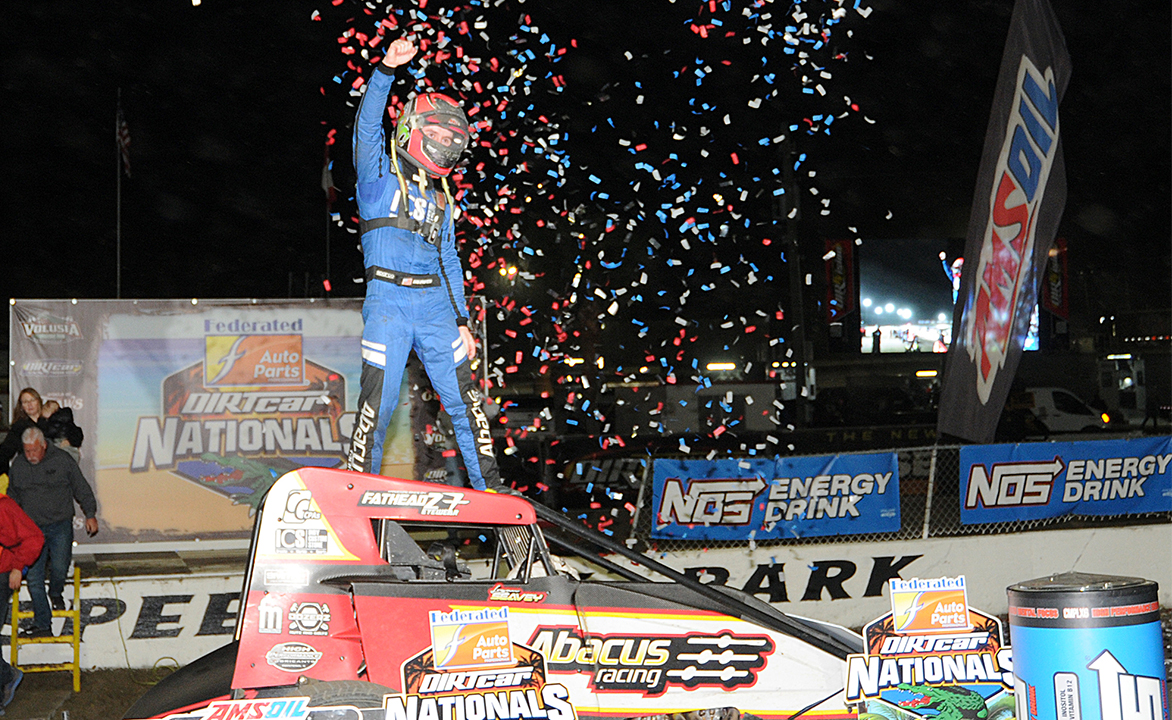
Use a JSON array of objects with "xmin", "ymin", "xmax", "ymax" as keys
[
  {"xmin": 10, "ymin": 299, "xmax": 416, "ymax": 544},
  {"xmin": 960, "ymin": 436, "xmax": 1172, "ymax": 525},
  {"xmin": 652, "ymin": 453, "xmax": 900, "ymax": 540}
]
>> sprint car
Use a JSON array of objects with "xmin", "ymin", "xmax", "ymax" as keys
[{"xmin": 125, "ymin": 467, "xmax": 862, "ymax": 720}]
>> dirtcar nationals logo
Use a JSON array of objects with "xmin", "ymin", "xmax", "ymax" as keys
[
  {"xmin": 392, "ymin": 625, "xmax": 577, "ymax": 720},
  {"xmin": 965, "ymin": 56, "xmax": 1061, "ymax": 403},
  {"xmin": 846, "ymin": 581, "xmax": 1013, "ymax": 719},
  {"xmin": 127, "ymin": 324, "xmax": 347, "ymax": 505},
  {"xmin": 528, "ymin": 627, "xmax": 773, "ymax": 695}
]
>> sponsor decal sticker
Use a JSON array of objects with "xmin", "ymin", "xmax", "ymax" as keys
[
  {"xmin": 429, "ymin": 607, "xmax": 515, "ymax": 671},
  {"xmin": 258, "ymin": 596, "xmax": 283, "ymax": 635},
  {"xmin": 263, "ymin": 568, "xmax": 310, "ymax": 587},
  {"xmin": 266, "ymin": 642, "xmax": 322, "ymax": 672},
  {"xmin": 288, "ymin": 602, "xmax": 330, "ymax": 636},
  {"xmin": 163, "ymin": 698, "xmax": 310, "ymax": 720},
  {"xmin": 281, "ymin": 489, "xmax": 322, "ymax": 524},
  {"xmin": 359, "ymin": 489, "xmax": 470, "ymax": 516},
  {"xmin": 274, "ymin": 528, "xmax": 330, "ymax": 554},
  {"xmin": 890, "ymin": 576, "xmax": 971, "ymax": 634},
  {"xmin": 487, "ymin": 583, "xmax": 547, "ymax": 603},
  {"xmin": 527, "ymin": 627, "xmax": 773, "ymax": 695}
]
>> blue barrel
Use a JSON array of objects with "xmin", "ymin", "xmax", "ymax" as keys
[{"xmin": 1007, "ymin": 572, "xmax": 1167, "ymax": 720}]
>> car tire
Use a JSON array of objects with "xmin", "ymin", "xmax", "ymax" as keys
[{"xmin": 296, "ymin": 679, "xmax": 395, "ymax": 709}]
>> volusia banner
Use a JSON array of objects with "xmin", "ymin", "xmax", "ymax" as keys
[
  {"xmin": 960, "ymin": 436, "xmax": 1172, "ymax": 525},
  {"xmin": 938, "ymin": 0, "xmax": 1071, "ymax": 443},
  {"xmin": 9, "ymin": 299, "xmax": 415, "ymax": 544},
  {"xmin": 652, "ymin": 454, "xmax": 900, "ymax": 540}
]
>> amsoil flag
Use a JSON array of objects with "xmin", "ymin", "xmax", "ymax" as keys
[{"xmin": 938, "ymin": 0, "xmax": 1070, "ymax": 443}]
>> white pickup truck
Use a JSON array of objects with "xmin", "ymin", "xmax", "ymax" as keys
[{"xmin": 1023, "ymin": 386, "xmax": 1112, "ymax": 433}]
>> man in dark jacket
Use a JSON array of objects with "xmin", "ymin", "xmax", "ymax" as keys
[
  {"xmin": 7, "ymin": 426, "xmax": 97, "ymax": 636},
  {"xmin": 0, "ymin": 495, "xmax": 43, "ymax": 709}
]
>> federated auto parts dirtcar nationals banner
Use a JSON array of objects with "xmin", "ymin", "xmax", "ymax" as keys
[
  {"xmin": 9, "ymin": 299, "xmax": 419, "ymax": 544},
  {"xmin": 652, "ymin": 454, "xmax": 900, "ymax": 540},
  {"xmin": 960, "ymin": 436, "xmax": 1172, "ymax": 525}
]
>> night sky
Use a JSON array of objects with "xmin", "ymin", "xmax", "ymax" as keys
[{"xmin": 3, "ymin": 0, "xmax": 1169, "ymax": 372}]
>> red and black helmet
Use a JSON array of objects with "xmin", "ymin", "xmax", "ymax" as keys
[{"xmin": 394, "ymin": 93, "xmax": 470, "ymax": 177}]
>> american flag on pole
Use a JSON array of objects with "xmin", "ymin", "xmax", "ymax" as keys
[{"xmin": 117, "ymin": 104, "xmax": 131, "ymax": 177}]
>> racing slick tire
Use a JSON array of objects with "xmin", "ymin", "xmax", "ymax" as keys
[{"xmin": 297, "ymin": 679, "xmax": 395, "ymax": 709}]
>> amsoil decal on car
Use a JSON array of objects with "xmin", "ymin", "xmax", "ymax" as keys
[
  {"xmin": 488, "ymin": 583, "xmax": 548, "ymax": 603},
  {"xmin": 390, "ymin": 640, "xmax": 577, "ymax": 720},
  {"xmin": 162, "ymin": 697, "xmax": 311, "ymax": 720},
  {"xmin": 359, "ymin": 489, "xmax": 470, "ymax": 516},
  {"xmin": 527, "ymin": 627, "xmax": 773, "ymax": 695},
  {"xmin": 845, "ymin": 578, "xmax": 1014, "ymax": 719},
  {"xmin": 266, "ymin": 641, "xmax": 323, "ymax": 672}
]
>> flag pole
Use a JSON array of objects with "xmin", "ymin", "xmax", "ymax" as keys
[{"xmin": 116, "ymin": 88, "xmax": 122, "ymax": 299}]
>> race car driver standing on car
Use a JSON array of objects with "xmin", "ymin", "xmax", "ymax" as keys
[{"xmin": 346, "ymin": 36, "xmax": 504, "ymax": 493}]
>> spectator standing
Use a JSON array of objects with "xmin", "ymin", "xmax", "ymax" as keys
[
  {"xmin": 0, "ymin": 389, "xmax": 47, "ymax": 468},
  {"xmin": 0, "ymin": 495, "xmax": 44, "ymax": 710},
  {"xmin": 7, "ymin": 427, "xmax": 98, "ymax": 637}
]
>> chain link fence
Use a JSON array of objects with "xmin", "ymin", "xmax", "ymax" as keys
[{"xmin": 559, "ymin": 445, "xmax": 1172, "ymax": 553}]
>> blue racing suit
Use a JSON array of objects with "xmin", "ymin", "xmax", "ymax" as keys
[{"xmin": 345, "ymin": 64, "xmax": 499, "ymax": 491}]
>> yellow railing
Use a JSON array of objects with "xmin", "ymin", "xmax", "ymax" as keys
[{"xmin": 10, "ymin": 565, "xmax": 82, "ymax": 692}]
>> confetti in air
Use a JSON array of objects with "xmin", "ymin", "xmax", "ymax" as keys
[{"xmin": 318, "ymin": 0, "xmax": 871, "ymax": 521}]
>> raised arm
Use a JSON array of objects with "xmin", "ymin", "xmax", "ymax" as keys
[{"xmin": 353, "ymin": 37, "xmax": 419, "ymax": 185}]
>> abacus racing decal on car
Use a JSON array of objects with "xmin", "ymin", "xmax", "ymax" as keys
[{"xmin": 527, "ymin": 627, "xmax": 773, "ymax": 695}]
